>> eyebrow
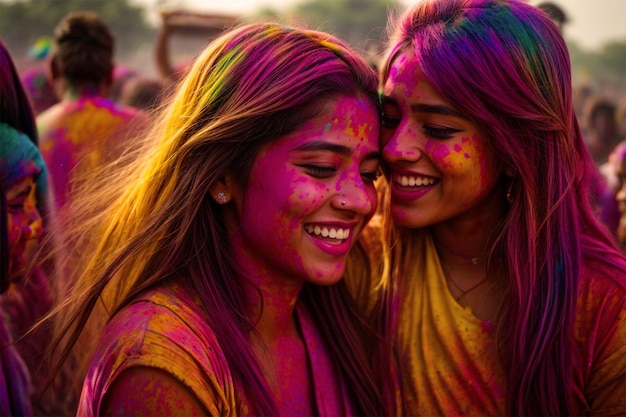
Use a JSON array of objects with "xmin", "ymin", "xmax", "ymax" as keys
[
  {"xmin": 295, "ymin": 141, "xmax": 352, "ymax": 157},
  {"xmin": 380, "ymin": 95, "xmax": 467, "ymax": 119},
  {"xmin": 294, "ymin": 140, "xmax": 381, "ymax": 162}
]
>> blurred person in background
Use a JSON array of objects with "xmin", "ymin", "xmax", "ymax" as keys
[
  {"xmin": 584, "ymin": 96, "xmax": 625, "ymax": 166},
  {"xmin": 37, "ymin": 11, "xmax": 150, "ymax": 218},
  {"xmin": 19, "ymin": 37, "xmax": 59, "ymax": 116},
  {"xmin": 536, "ymin": 1, "xmax": 568, "ymax": 32},
  {"xmin": 0, "ymin": 39, "xmax": 49, "ymax": 417},
  {"xmin": 154, "ymin": 9, "xmax": 239, "ymax": 89},
  {"xmin": 613, "ymin": 142, "xmax": 626, "ymax": 250},
  {"xmin": 598, "ymin": 140, "xmax": 626, "ymax": 250},
  {"xmin": 117, "ymin": 74, "xmax": 164, "ymax": 114}
]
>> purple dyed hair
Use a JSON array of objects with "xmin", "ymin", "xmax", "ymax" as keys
[{"xmin": 377, "ymin": 0, "xmax": 626, "ymax": 415}]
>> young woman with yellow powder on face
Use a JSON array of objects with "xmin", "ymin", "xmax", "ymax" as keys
[{"xmin": 349, "ymin": 1, "xmax": 626, "ymax": 415}]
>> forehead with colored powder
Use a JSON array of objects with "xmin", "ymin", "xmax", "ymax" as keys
[{"xmin": 387, "ymin": 51, "xmax": 428, "ymax": 100}]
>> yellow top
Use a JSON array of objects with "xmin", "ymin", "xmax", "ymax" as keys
[{"xmin": 348, "ymin": 226, "xmax": 626, "ymax": 416}]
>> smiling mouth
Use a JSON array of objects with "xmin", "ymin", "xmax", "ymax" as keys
[
  {"xmin": 305, "ymin": 224, "xmax": 351, "ymax": 241},
  {"xmin": 393, "ymin": 174, "xmax": 438, "ymax": 187}
]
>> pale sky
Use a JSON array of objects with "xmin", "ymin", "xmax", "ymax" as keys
[{"xmin": 141, "ymin": 0, "xmax": 626, "ymax": 51}]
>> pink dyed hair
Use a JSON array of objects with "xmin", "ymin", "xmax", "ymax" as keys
[
  {"xmin": 376, "ymin": 0, "xmax": 626, "ymax": 415},
  {"xmin": 41, "ymin": 23, "xmax": 385, "ymax": 416}
]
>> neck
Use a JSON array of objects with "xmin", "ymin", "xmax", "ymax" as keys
[
  {"xmin": 434, "ymin": 238, "xmax": 486, "ymax": 266},
  {"xmin": 241, "ymin": 264, "xmax": 303, "ymax": 344},
  {"xmin": 61, "ymin": 83, "xmax": 106, "ymax": 101},
  {"xmin": 430, "ymin": 217, "xmax": 495, "ymax": 266}
]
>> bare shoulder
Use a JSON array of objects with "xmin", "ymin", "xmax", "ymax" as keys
[{"xmin": 101, "ymin": 366, "xmax": 208, "ymax": 416}]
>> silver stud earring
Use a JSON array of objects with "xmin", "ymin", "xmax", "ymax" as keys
[
  {"xmin": 216, "ymin": 192, "xmax": 228, "ymax": 204},
  {"xmin": 341, "ymin": 200, "xmax": 347, "ymax": 206}
]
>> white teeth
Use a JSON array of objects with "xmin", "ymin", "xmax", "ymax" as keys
[
  {"xmin": 396, "ymin": 174, "xmax": 434, "ymax": 187},
  {"xmin": 306, "ymin": 225, "xmax": 350, "ymax": 240}
]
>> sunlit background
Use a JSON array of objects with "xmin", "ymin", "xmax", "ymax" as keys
[
  {"xmin": 145, "ymin": 0, "xmax": 626, "ymax": 51},
  {"xmin": 1, "ymin": 0, "xmax": 625, "ymax": 108}
]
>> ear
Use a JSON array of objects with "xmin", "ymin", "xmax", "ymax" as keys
[
  {"xmin": 504, "ymin": 165, "xmax": 516, "ymax": 177},
  {"xmin": 49, "ymin": 57, "xmax": 60, "ymax": 81},
  {"xmin": 105, "ymin": 64, "xmax": 114, "ymax": 87},
  {"xmin": 209, "ymin": 175, "xmax": 235, "ymax": 204}
]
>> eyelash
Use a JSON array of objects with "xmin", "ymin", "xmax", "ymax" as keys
[
  {"xmin": 7, "ymin": 197, "xmax": 27, "ymax": 213},
  {"xmin": 299, "ymin": 164, "xmax": 380, "ymax": 183},
  {"xmin": 361, "ymin": 171, "xmax": 380, "ymax": 184},
  {"xmin": 423, "ymin": 126, "xmax": 460, "ymax": 139},
  {"xmin": 381, "ymin": 112, "xmax": 460, "ymax": 140},
  {"xmin": 300, "ymin": 165, "xmax": 336, "ymax": 178},
  {"xmin": 381, "ymin": 113, "xmax": 401, "ymax": 128}
]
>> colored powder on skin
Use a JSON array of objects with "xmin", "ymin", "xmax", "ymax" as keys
[{"xmin": 425, "ymin": 140, "xmax": 452, "ymax": 167}]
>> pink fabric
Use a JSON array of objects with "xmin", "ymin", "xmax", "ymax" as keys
[{"xmin": 0, "ymin": 312, "xmax": 33, "ymax": 416}]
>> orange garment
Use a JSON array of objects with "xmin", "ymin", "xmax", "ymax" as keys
[
  {"xmin": 37, "ymin": 96, "xmax": 149, "ymax": 213},
  {"xmin": 77, "ymin": 283, "xmax": 356, "ymax": 416}
]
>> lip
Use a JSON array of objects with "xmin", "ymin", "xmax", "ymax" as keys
[
  {"xmin": 305, "ymin": 221, "xmax": 358, "ymax": 257},
  {"xmin": 389, "ymin": 169, "xmax": 437, "ymax": 203}
]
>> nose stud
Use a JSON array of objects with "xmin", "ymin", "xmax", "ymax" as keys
[{"xmin": 341, "ymin": 200, "xmax": 347, "ymax": 206}]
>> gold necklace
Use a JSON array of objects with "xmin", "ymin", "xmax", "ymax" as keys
[
  {"xmin": 435, "ymin": 240, "xmax": 485, "ymax": 265},
  {"xmin": 445, "ymin": 268, "xmax": 489, "ymax": 301}
]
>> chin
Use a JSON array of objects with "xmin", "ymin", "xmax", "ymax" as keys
[
  {"xmin": 391, "ymin": 210, "xmax": 417, "ymax": 228},
  {"xmin": 304, "ymin": 267, "xmax": 345, "ymax": 286}
]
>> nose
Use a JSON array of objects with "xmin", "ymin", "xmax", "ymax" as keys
[
  {"xmin": 333, "ymin": 177, "xmax": 375, "ymax": 216},
  {"xmin": 21, "ymin": 206, "xmax": 43, "ymax": 241},
  {"xmin": 22, "ymin": 211, "xmax": 43, "ymax": 239},
  {"xmin": 381, "ymin": 125, "xmax": 422, "ymax": 164}
]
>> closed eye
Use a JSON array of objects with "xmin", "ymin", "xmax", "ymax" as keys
[
  {"xmin": 381, "ymin": 112, "xmax": 401, "ymax": 129},
  {"xmin": 298, "ymin": 164, "xmax": 336, "ymax": 178},
  {"xmin": 361, "ymin": 170, "xmax": 380, "ymax": 183},
  {"xmin": 424, "ymin": 126, "xmax": 461, "ymax": 140}
]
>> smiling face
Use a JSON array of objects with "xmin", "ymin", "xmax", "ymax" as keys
[
  {"xmin": 6, "ymin": 174, "xmax": 43, "ymax": 280},
  {"xmin": 226, "ymin": 94, "xmax": 380, "ymax": 287},
  {"xmin": 614, "ymin": 145, "xmax": 626, "ymax": 244},
  {"xmin": 380, "ymin": 49, "xmax": 506, "ymax": 229}
]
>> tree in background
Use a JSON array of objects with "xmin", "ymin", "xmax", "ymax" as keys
[
  {"xmin": 0, "ymin": 0, "xmax": 155, "ymax": 70},
  {"xmin": 569, "ymin": 40, "xmax": 626, "ymax": 101},
  {"xmin": 250, "ymin": 0, "xmax": 402, "ymax": 69}
]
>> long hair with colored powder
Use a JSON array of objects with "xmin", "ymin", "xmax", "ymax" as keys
[
  {"xmin": 376, "ymin": 0, "xmax": 626, "ymax": 415},
  {"xmin": 42, "ymin": 23, "xmax": 384, "ymax": 415}
]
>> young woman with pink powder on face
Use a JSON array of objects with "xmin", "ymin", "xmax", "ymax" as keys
[
  {"xmin": 346, "ymin": 0, "xmax": 626, "ymax": 416},
  {"xmin": 0, "ymin": 39, "xmax": 57, "ymax": 417},
  {"xmin": 39, "ymin": 23, "xmax": 388, "ymax": 416}
]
